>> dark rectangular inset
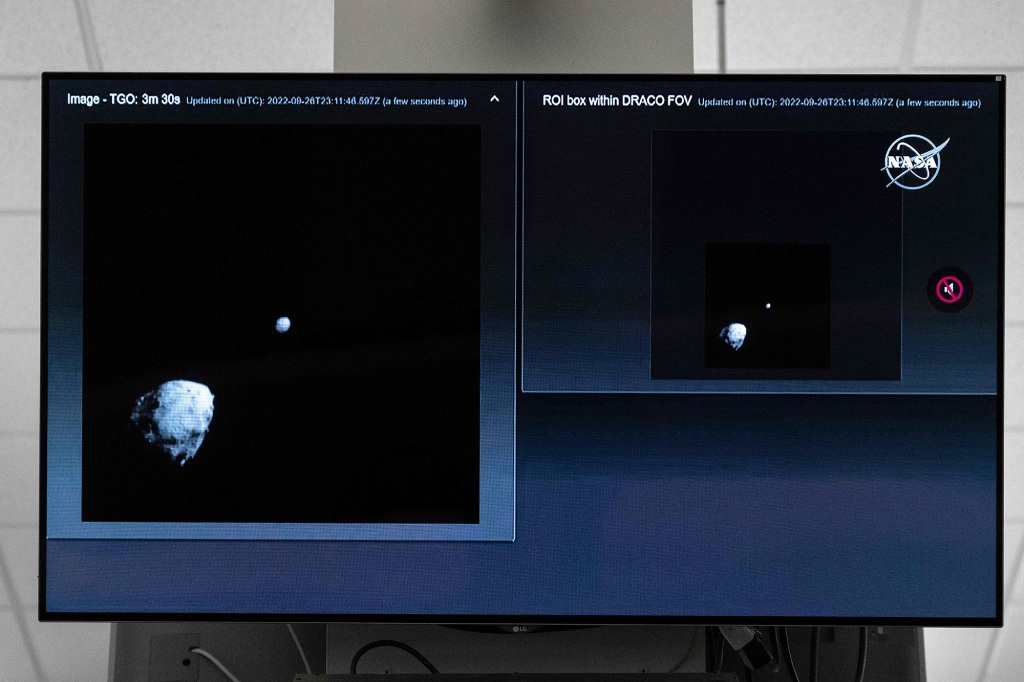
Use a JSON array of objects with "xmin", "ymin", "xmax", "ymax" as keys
[
  {"xmin": 705, "ymin": 243, "xmax": 831, "ymax": 369},
  {"xmin": 651, "ymin": 130, "xmax": 902, "ymax": 381}
]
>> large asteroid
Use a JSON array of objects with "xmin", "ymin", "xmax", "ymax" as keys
[
  {"xmin": 130, "ymin": 380, "xmax": 215, "ymax": 465},
  {"xmin": 719, "ymin": 322, "xmax": 747, "ymax": 351}
]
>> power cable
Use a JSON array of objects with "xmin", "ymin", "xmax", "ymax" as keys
[
  {"xmin": 286, "ymin": 623, "xmax": 313, "ymax": 675},
  {"xmin": 190, "ymin": 647, "xmax": 242, "ymax": 682},
  {"xmin": 780, "ymin": 627, "xmax": 800, "ymax": 682},
  {"xmin": 808, "ymin": 627, "xmax": 820, "ymax": 682},
  {"xmin": 350, "ymin": 639, "xmax": 439, "ymax": 675},
  {"xmin": 769, "ymin": 627, "xmax": 782, "ymax": 673},
  {"xmin": 854, "ymin": 627, "xmax": 868, "ymax": 682}
]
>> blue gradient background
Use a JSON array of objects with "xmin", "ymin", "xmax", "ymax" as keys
[{"xmin": 47, "ymin": 393, "xmax": 997, "ymax": 617}]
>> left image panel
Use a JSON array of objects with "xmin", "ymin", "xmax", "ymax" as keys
[
  {"xmin": 81, "ymin": 124, "xmax": 481, "ymax": 525},
  {"xmin": 45, "ymin": 76, "xmax": 519, "ymax": 544}
]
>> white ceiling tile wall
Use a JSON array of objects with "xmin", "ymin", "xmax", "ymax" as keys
[
  {"xmin": 1007, "ymin": 432, "xmax": 1024, "ymax": 521},
  {"xmin": 0, "ymin": 531, "xmax": 37, "ymax": 613},
  {"xmin": 0, "ymin": 610, "xmax": 40, "ymax": 680},
  {"xmin": 924, "ymin": 626, "xmax": 997, "ymax": 682},
  {"xmin": 0, "ymin": 80, "xmax": 42, "ymax": 211},
  {"xmin": 1014, "ymin": 533, "xmax": 1024, "ymax": 600},
  {"xmin": 1005, "ymin": 339, "xmax": 1024, "ymax": 430},
  {"xmin": 88, "ymin": 0, "xmax": 333, "ymax": 72},
  {"xmin": 1008, "ymin": 522, "xmax": 1024, "ymax": 596},
  {"xmin": 28, "ymin": 621, "xmax": 111, "ymax": 682},
  {"xmin": 0, "ymin": 217, "xmax": 41, "ymax": 329},
  {"xmin": 701, "ymin": 0, "xmax": 916, "ymax": 72},
  {"xmin": 0, "ymin": 334, "xmax": 40, "ymax": 433},
  {"xmin": 986, "ymin": 601, "xmax": 1024, "ymax": 681},
  {"xmin": 1004, "ymin": 71, "xmax": 1023, "ymax": 204},
  {"xmin": 0, "ymin": 570, "xmax": 16, "ymax": 612},
  {"xmin": 0, "ymin": 1, "xmax": 89, "ymax": 73},
  {"xmin": 1007, "ymin": 207, "xmax": 1024, "ymax": 323},
  {"xmin": 691, "ymin": 0, "xmax": 719, "ymax": 73},
  {"xmin": 914, "ymin": 0, "xmax": 1024, "ymax": 68},
  {"xmin": 0, "ymin": 436, "xmax": 39, "ymax": 529}
]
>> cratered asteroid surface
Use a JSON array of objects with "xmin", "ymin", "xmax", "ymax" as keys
[
  {"xmin": 719, "ymin": 323, "xmax": 747, "ymax": 351},
  {"xmin": 130, "ymin": 380, "xmax": 215, "ymax": 465}
]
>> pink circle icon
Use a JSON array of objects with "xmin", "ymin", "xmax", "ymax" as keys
[{"xmin": 936, "ymin": 275, "xmax": 963, "ymax": 303}]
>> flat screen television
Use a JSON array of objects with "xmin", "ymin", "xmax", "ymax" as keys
[{"xmin": 41, "ymin": 74, "xmax": 1004, "ymax": 624}]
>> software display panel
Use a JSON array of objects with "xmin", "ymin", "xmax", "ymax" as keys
[{"xmin": 42, "ymin": 75, "xmax": 1004, "ymax": 624}]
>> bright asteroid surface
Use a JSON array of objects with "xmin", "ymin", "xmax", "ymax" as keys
[
  {"xmin": 130, "ymin": 380, "xmax": 215, "ymax": 465},
  {"xmin": 719, "ymin": 323, "xmax": 747, "ymax": 351}
]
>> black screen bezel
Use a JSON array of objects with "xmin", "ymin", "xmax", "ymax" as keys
[{"xmin": 40, "ymin": 72, "xmax": 1005, "ymax": 626}]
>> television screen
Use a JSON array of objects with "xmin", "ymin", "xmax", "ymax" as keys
[{"xmin": 42, "ymin": 74, "xmax": 1004, "ymax": 624}]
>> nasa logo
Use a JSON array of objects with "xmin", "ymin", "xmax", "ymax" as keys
[{"xmin": 881, "ymin": 134, "xmax": 949, "ymax": 190}]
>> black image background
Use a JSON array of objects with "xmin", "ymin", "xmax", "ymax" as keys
[
  {"xmin": 82, "ymin": 124, "xmax": 481, "ymax": 523},
  {"xmin": 705, "ymin": 243, "xmax": 830, "ymax": 369},
  {"xmin": 651, "ymin": 130, "xmax": 902, "ymax": 380}
]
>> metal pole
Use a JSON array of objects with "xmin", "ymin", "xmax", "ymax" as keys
[{"xmin": 716, "ymin": 0, "xmax": 726, "ymax": 73}]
